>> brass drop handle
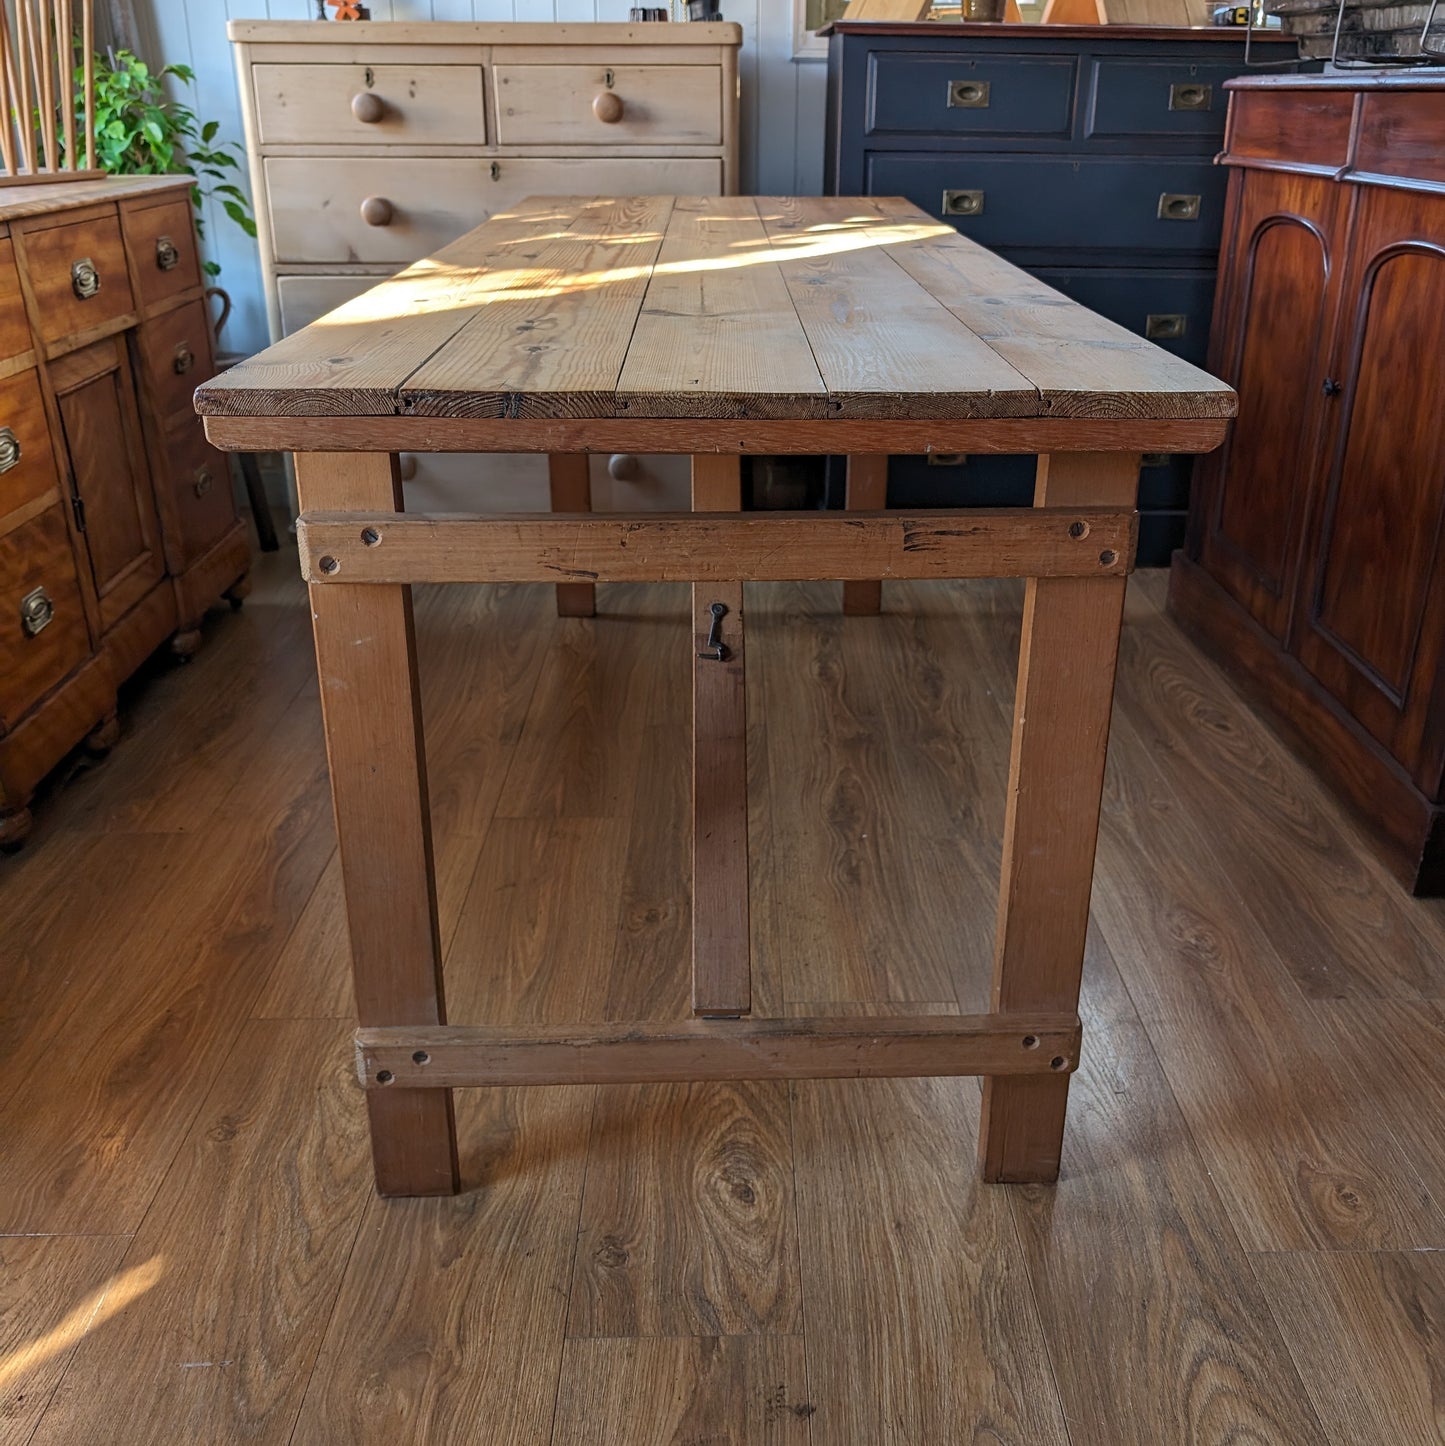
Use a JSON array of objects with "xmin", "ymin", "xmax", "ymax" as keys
[
  {"xmin": 194, "ymin": 466, "xmax": 213, "ymax": 498},
  {"xmin": 1169, "ymin": 82, "xmax": 1212, "ymax": 112},
  {"xmin": 1145, "ymin": 313, "xmax": 1187, "ymax": 341},
  {"xmin": 352, "ymin": 91, "xmax": 385, "ymax": 124},
  {"xmin": 155, "ymin": 235, "xmax": 181, "ymax": 271},
  {"xmin": 1158, "ymin": 193, "xmax": 1201, "ymax": 221},
  {"xmin": 173, "ymin": 342, "xmax": 195, "ymax": 375},
  {"xmin": 20, "ymin": 586, "xmax": 53, "ymax": 637},
  {"xmin": 0, "ymin": 426, "xmax": 20, "ymax": 473},
  {"xmin": 360, "ymin": 195, "xmax": 394, "ymax": 227},
  {"xmin": 942, "ymin": 189, "xmax": 985, "ymax": 217},
  {"xmin": 948, "ymin": 79, "xmax": 991, "ymax": 109},
  {"xmin": 593, "ymin": 91, "xmax": 624, "ymax": 124},
  {"xmin": 71, "ymin": 257, "xmax": 100, "ymax": 299}
]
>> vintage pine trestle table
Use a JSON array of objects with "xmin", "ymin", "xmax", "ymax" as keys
[{"xmin": 194, "ymin": 194, "xmax": 1234, "ymax": 1197}]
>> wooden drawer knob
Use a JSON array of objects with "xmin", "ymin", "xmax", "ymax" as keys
[
  {"xmin": 360, "ymin": 196, "xmax": 394, "ymax": 227},
  {"xmin": 351, "ymin": 91, "xmax": 385, "ymax": 124},
  {"xmin": 593, "ymin": 91, "xmax": 624, "ymax": 124}
]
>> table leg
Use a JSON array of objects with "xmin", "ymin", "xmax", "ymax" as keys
[
  {"xmin": 549, "ymin": 453, "xmax": 596, "ymax": 618},
  {"xmin": 691, "ymin": 454, "xmax": 750, "ymax": 1017},
  {"xmin": 979, "ymin": 452, "xmax": 1138, "ymax": 1183},
  {"xmin": 296, "ymin": 451, "xmax": 460, "ymax": 1198},
  {"xmin": 843, "ymin": 454, "xmax": 888, "ymax": 616}
]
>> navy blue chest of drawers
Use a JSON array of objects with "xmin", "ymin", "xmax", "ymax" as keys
[{"xmin": 823, "ymin": 20, "xmax": 1301, "ymax": 563}]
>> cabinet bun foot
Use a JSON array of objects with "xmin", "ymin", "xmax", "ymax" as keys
[
  {"xmin": 225, "ymin": 573, "xmax": 252, "ymax": 611},
  {"xmin": 0, "ymin": 807, "xmax": 33, "ymax": 854},
  {"xmin": 85, "ymin": 713, "xmax": 120, "ymax": 756},
  {"xmin": 171, "ymin": 625, "xmax": 204, "ymax": 662}
]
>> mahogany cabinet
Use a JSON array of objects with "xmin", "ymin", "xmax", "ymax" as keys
[
  {"xmin": 1172, "ymin": 77, "xmax": 1445, "ymax": 893},
  {"xmin": 0, "ymin": 177, "xmax": 251, "ymax": 850}
]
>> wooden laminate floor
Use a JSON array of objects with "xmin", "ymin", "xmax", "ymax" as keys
[{"xmin": 4, "ymin": 545, "xmax": 1445, "ymax": 1445}]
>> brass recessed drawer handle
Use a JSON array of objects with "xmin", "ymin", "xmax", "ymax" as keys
[
  {"xmin": 359, "ymin": 195, "xmax": 394, "ymax": 227},
  {"xmin": 1169, "ymin": 82, "xmax": 1212, "ymax": 112},
  {"xmin": 20, "ymin": 586, "xmax": 53, "ymax": 637},
  {"xmin": 1145, "ymin": 313, "xmax": 1187, "ymax": 341},
  {"xmin": 173, "ymin": 342, "xmax": 195, "ymax": 375},
  {"xmin": 0, "ymin": 426, "xmax": 20, "ymax": 473},
  {"xmin": 948, "ymin": 79, "xmax": 991, "ymax": 109},
  {"xmin": 71, "ymin": 257, "xmax": 100, "ymax": 299},
  {"xmin": 942, "ymin": 189, "xmax": 985, "ymax": 217},
  {"xmin": 352, "ymin": 91, "xmax": 385, "ymax": 124},
  {"xmin": 1158, "ymin": 193, "xmax": 1201, "ymax": 221},
  {"xmin": 155, "ymin": 235, "xmax": 180, "ymax": 271},
  {"xmin": 194, "ymin": 466, "xmax": 213, "ymax": 498}
]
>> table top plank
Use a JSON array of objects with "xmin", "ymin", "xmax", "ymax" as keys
[
  {"xmin": 754, "ymin": 196, "xmax": 1038, "ymax": 421},
  {"xmin": 197, "ymin": 200, "xmax": 594, "ymax": 418},
  {"xmin": 400, "ymin": 195, "xmax": 676, "ymax": 420},
  {"xmin": 857, "ymin": 195, "xmax": 1236, "ymax": 421},
  {"xmin": 614, "ymin": 195, "xmax": 829, "ymax": 420},
  {"xmin": 194, "ymin": 193, "xmax": 1237, "ymax": 433}
]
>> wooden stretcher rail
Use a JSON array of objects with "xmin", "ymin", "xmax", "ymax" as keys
[
  {"xmin": 298, "ymin": 508, "xmax": 1137, "ymax": 585},
  {"xmin": 356, "ymin": 1014, "xmax": 1083, "ymax": 1090}
]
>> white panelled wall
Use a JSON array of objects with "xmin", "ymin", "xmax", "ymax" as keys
[{"xmin": 130, "ymin": 1, "xmax": 829, "ymax": 358}]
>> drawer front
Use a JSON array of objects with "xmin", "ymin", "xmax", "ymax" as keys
[
  {"xmin": 163, "ymin": 413, "xmax": 237, "ymax": 562},
  {"xmin": 19, "ymin": 213, "xmax": 135, "ymax": 348},
  {"xmin": 277, "ymin": 274, "xmax": 392, "ymax": 336},
  {"xmin": 121, "ymin": 197, "xmax": 202, "ymax": 312},
  {"xmin": 253, "ymin": 63, "xmax": 486, "ymax": 146},
  {"xmin": 268, "ymin": 155, "xmax": 723, "ymax": 264},
  {"xmin": 1087, "ymin": 59, "xmax": 1240, "ymax": 141},
  {"xmin": 0, "ymin": 369, "xmax": 62, "ymax": 524},
  {"xmin": 1028, "ymin": 266, "xmax": 1217, "ymax": 368},
  {"xmin": 0, "ymin": 239, "xmax": 32, "ymax": 364},
  {"xmin": 867, "ymin": 153, "xmax": 1227, "ymax": 256},
  {"xmin": 0, "ymin": 504, "xmax": 90, "ymax": 731},
  {"xmin": 868, "ymin": 52, "xmax": 1077, "ymax": 139},
  {"xmin": 1226, "ymin": 87, "xmax": 1354, "ymax": 171},
  {"xmin": 494, "ymin": 64, "xmax": 721, "ymax": 146},
  {"xmin": 136, "ymin": 298, "xmax": 217, "ymax": 424}
]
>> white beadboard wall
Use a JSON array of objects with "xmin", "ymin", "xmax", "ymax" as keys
[{"xmin": 129, "ymin": 1, "xmax": 829, "ymax": 357}]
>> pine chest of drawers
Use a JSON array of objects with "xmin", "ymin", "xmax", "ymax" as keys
[
  {"xmin": 824, "ymin": 19, "xmax": 1301, "ymax": 563},
  {"xmin": 231, "ymin": 20, "xmax": 741, "ymax": 513},
  {"xmin": 0, "ymin": 176, "xmax": 251, "ymax": 850}
]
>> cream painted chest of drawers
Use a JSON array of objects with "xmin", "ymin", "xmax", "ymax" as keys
[{"xmin": 230, "ymin": 20, "xmax": 741, "ymax": 514}]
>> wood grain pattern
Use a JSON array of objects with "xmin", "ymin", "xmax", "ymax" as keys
[
  {"xmin": 567, "ymin": 1080, "xmax": 801, "ymax": 1338},
  {"xmin": 615, "ymin": 194, "xmax": 826, "ymax": 420},
  {"xmin": 981, "ymin": 452, "xmax": 1138, "ymax": 1183},
  {"xmin": 548, "ymin": 453, "xmax": 594, "ymax": 617},
  {"xmin": 551, "ymin": 1336, "xmax": 812, "ymax": 1446},
  {"xmin": 284, "ymin": 1085, "xmax": 593, "ymax": 1446},
  {"xmin": 357, "ymin": 1013, "xmax": 1080, "ymax": 1089},
  {"xmin": 691, "ymin": 452, "xmax": 748, "ymax": 1017},
  {"xmin": 297, "ymin": 451, "xmax": 457, "ymax": 1198},
  {"xmin": 1253, "ymin": 1250, "xmax": 1445, "ymax": 1443},
  {"xmin": 793, "ymin": 1075, "xmax": 1070, "ymax": 1445},
  {"xmin": 202, "ymin": 412, "xmax": 1232, "ymax": 457},
  {"xmin": 24, "ymin": 1020, "xmax": 371, "ymax": 1446},
  {"xmin": 0, "ymin": 1235, "xmax": 132, "ymax": 1446},
  {"xmin": 842, "ymin": 453, "xmax": 888, "ymax": 616},
  {"xmin": 196, "ymin": 193, "xmax": 1237, "ymax": 432},
  {"xmin": 296, "ymin": 508, "xmax": 1135, "ymax": 586},
  {"xmin": 9, "ymin": 554, "xmax": 1445, "ymax": 1442}
]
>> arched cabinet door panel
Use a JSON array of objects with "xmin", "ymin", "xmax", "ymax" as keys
[
  {"xmin": 1295, "ymin": 185, "xmax": 1445, "ymax": 791},
  {"xmin": 1193, "ymin": 168, "xmax": 1350, "ymax": 641}
]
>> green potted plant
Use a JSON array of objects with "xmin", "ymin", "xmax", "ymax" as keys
[{"xmin": 74, "ymin": 48, "xmax": 256, "ymax": 279}]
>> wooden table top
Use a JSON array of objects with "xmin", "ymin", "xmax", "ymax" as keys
[{"xmin": 195, "ymin": 194, "xmax": 1234, "ymax": 436}]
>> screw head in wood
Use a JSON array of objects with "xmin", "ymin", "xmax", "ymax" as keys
[
  {"xmin": 360, "ymin": 527, "xmax": 381, "ymax": 546},
  {"xmin": 319, "ymin": 555, "xmax": 340, "ymax": 575}
]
